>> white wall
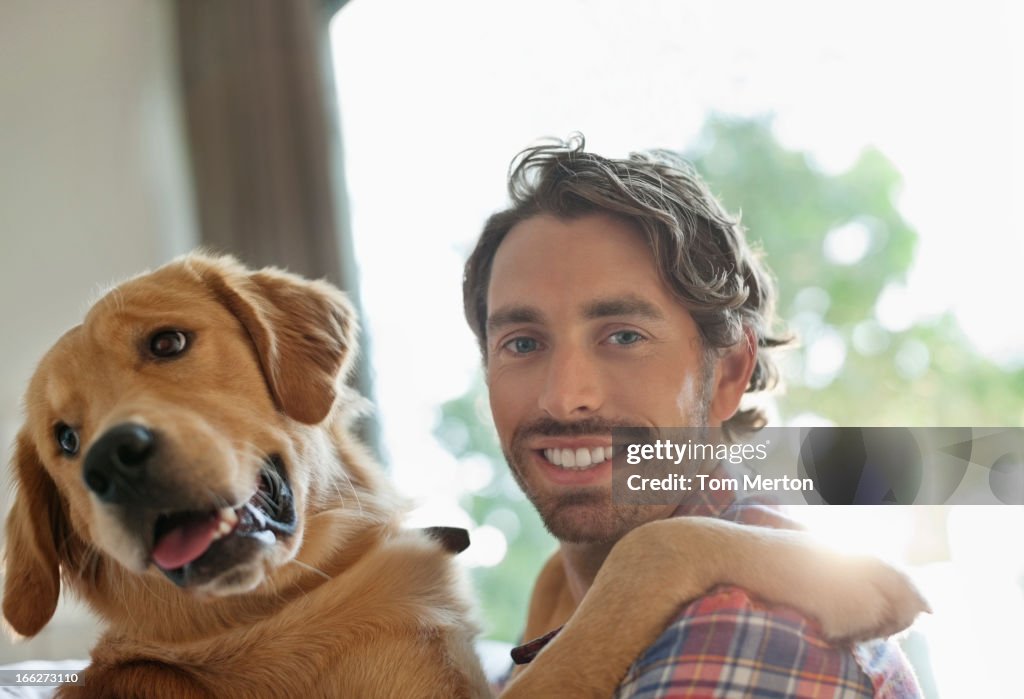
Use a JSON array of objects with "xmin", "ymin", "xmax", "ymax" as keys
[{"xmin": 0, "ymin": 0, "xmax": 197, "ymax": 661}]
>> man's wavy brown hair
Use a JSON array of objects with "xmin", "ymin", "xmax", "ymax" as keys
[{"xmin": 463, "ymin": 135, "xmax": 792, "ymax": 435}]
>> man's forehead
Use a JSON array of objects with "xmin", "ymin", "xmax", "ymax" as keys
[
  {"xmin": 486, "ymin": 213, "xmax": 677, "ymax": 326},
  {"xmin": 491, "ymin": 213, "xmax": 648, "ymax": 264}
]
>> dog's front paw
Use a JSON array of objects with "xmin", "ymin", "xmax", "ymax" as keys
[{"xmin": 809, "ymin": 554, "xmax": 931, "ymax": 643}]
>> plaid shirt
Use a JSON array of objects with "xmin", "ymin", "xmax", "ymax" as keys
[{"xmin": 511, "ymin": 473, "xmax": 923, "ymax": 698}]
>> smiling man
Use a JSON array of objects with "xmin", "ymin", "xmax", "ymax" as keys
[{"xmin": 462, "ymin": 137, "xmax": 922, "ymax": 697}]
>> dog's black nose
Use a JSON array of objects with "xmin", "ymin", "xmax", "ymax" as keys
[{"xmin": 83, "ymin": 423, "xmax": 156, "ymax": 503}]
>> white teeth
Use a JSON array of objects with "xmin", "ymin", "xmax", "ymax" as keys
[
  {"xmin": 543, "ymin": 445, "xmax": 614, "ymax": 469},
  {"xmin": 210, "ymin": 507, "xmax": 239, "ymax": 541}
]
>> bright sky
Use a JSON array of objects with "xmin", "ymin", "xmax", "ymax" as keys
[{"xmin": 330, "ymin": 0, "xmax": 1022, "ymax": 480}]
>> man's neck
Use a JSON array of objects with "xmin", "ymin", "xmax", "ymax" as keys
[
  {"xmin": 555, "ymin": 500, "xmax": 688, "ymax": 606},
  {"xmin": 559, "ymin": 540, "xmax": 617, "ymax": 606}
]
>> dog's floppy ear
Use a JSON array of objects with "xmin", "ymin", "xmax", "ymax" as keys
[
  {"xmin": 3, "ymin": 431, "xmax": 64, "ymax": 637},
  {"xmin": 193, "ymin": 255, "xmax": 359, "ymax": 425}
]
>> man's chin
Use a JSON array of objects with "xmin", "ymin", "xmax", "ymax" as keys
[
  {"xmin": 510, "ymin": 457, "xmax": 645, "ymax": 544},
  {"xmin": 535, "ymin": 493, "xmax": 636, "ymax": 545}
]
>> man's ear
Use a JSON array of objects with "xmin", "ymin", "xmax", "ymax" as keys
[
  {"xmin": 3, "ymin": 431, "xmax": 64, "ymax": 638},
  {"xmin": 709, "ymin": 327, "xmax": 757, "ymax": 424},
  {"xmin": 191, "ymin": 255, "xmax": 359, "ymax": 425}
]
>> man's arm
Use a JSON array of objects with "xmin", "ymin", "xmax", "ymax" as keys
[
  {"xmin": 614, "ymin": 586, "xmax": 909, "ymax": 699},
  {"xmin": 501, "ymin": 518, "xmax": 927, "ymax": 698}
]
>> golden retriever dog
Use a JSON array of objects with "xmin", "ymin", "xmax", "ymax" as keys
[{"xmin": 2, "ymin": 254, "xmax": 927, "ymax": 698}]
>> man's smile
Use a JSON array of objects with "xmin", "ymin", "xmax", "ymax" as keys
[
  {"xmin": 530, "ymin": 436, "xmax": 614, "ymax": 469},
  {"xmin": 542, "ymin": 445, "xmax": 614, "ymax": 469},
  {"xmin": 526, "ymin": 445, "xmax": 614, "ymax": 487}
]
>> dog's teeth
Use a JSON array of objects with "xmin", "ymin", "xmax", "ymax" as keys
[
  {"xmin": 246, "ymin": 503, "xmax": 268, "ymax": 527},
  {"xmin": 220, "ymin": 507, "xmax": 238, "ymax": 525},
  {"xmin": 217, "ymin": 519, "xmax": 233, "ymax": 535}
]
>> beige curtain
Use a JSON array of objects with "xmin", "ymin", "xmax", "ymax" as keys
[
  {"xmin": 174, "ymin": 0, "xmax": 377, "ymax": 448},
  {"xmin": 175, "ymin": 0, "xmax": 350, "ymax": 282}
]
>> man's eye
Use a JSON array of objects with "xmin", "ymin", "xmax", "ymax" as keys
[
  {"xmin": 54, "ymin": 423, "xmax": 80, "ymax": 457},
  {"xmin": 608, "ymin": 330, "xmax": 644, "ymax": 345},
  {"xmin": 505, "ymin": 337, "xmax": 539, "ymax": 354}
]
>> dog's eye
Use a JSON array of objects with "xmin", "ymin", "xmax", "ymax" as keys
[
  {"xmin": 149, "ymin": 330, "xmax": 189, "ymax": 358},
  {"xmin": 55, "ymin": 423, "xmax": 80, "ymax": 456}
]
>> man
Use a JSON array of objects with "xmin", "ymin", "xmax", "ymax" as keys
[{"xmin": 462, "ymin": 136, "xmax": 922, "ymax": 697}]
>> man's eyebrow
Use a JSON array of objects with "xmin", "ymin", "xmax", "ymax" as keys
[
  {"xmin": 583, "ymin": 295, "xmax": 665, "ymax": 321},
  {"xmin": 487, "ymin": 305, "xmax": 545, "ymax": 333}
]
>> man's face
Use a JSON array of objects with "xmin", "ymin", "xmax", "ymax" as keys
[{"xmin": 485, "ymin": 213, "xmax": 717, "ymax": 544}]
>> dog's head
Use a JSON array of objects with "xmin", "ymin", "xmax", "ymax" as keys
[{"xmin": 3, "ymin": 254, "xmax": 360, "ymax": 637}]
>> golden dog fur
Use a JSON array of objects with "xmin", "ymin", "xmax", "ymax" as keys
[{"xmin": 3, "ymin": 254, "xmax": 928, "ymax": 698}]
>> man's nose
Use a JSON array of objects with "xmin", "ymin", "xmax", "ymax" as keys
[{"xmin": 538, "ymin": 344, "xmax": 604, "ymax": 419}]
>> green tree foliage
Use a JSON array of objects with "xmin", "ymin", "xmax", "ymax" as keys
[
  {"xmin": 686, "ymin": 114, "xmax": 1023, "ymax": 426},
  {"xmin": 435, "ymin": 115, "xmax": 1023, "ymax": 642}
]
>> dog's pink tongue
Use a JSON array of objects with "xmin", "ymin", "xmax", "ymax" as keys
[{"xmin": 152, "ymin": 515, "xmax": 219, "ymax": 570}]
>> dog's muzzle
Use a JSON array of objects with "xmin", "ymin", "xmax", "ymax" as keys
[{"xmin": 83, "ymin": 422, "xmax": 298, "ymax": 588}]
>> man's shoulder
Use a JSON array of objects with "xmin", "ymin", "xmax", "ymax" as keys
[
  {"xmin": 616, "ymin": 585, "xmax": 918, "ymax": 699},
  {"xmin": 724, "ymin": 499, "xmax": 798, "ymax": 527}
]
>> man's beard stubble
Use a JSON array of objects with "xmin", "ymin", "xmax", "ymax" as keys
[
  {"xmin": 503, "ymin": 359, "xmax": 714, "ymax": 546},
  {"xmin": 504, "ymin": 416, "xmax": 643, "ymax": 545}
]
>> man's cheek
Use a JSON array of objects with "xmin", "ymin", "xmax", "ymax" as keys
[{"xmin": 487, "ymin": 382, "xmax": 516, "ymax": 442}]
